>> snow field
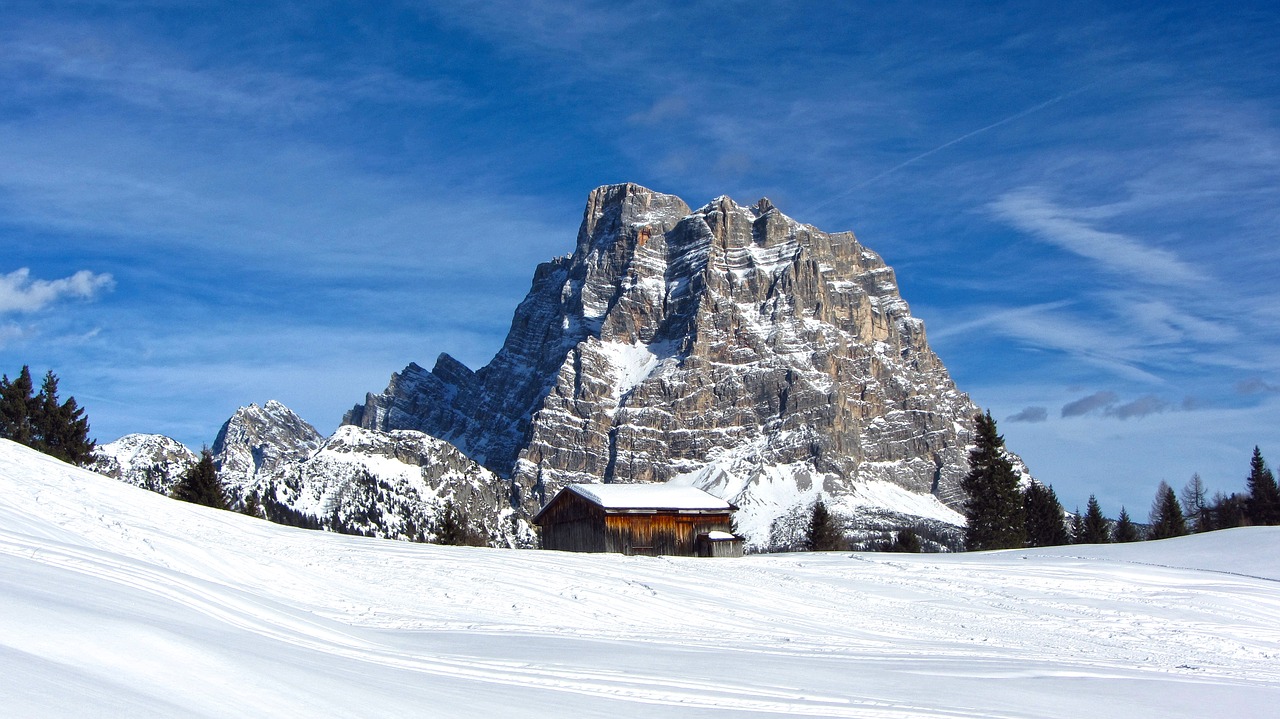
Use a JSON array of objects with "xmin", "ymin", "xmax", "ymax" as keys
[{"xmin": 2, "ymin": 439, "xmax": 1279, "ymax": 717}]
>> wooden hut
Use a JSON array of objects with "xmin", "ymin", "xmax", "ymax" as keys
[{"xmin": 534, "ymin": 484, "xmax": 741, "ymax": 557}]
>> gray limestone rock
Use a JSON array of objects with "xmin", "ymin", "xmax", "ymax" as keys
[
  {"xmin": 347, "ymin": 183, "xmax": 1027, "ymax": 544},
  {"xmin": 212, "ymin": 400, "xmax": 324, "ymax": 494}
]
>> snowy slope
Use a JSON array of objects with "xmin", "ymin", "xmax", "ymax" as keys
[{"xmin": 3, "ymin": 439, "xmax": 1279, "ymax": 718}]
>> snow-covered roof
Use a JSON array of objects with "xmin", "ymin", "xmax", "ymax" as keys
[{"xmin": 562, "ymin": 483, "xmax": 732, "ymax": 512}]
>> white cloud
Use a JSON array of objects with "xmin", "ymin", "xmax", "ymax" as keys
[
  {"xmin": 0, "ymin": 268, "xmax": 114, "ymax": 315},
  {"xmin": 989, "ymin": 189, "xmax": 1200, "ymax": 286}
]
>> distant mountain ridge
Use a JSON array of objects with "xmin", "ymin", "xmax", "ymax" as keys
[{"xmin": 94, "ymin": 403, "xmax": 533, "ymax": 547}]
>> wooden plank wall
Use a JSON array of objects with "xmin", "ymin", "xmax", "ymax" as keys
[
  {"xmin": 603, "ymin": 513, "xmax": 733, "ymax": 556},
  {"xmin": 537, "ymin": 492, "xmax": 607, "ymax": 552},
  {"xmin": 537, "ymin": 490, "xmax": 734, "ymax": 556}
]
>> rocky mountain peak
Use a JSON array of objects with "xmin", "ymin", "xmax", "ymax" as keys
[
  {"xmin": 346, "ymin": 183, "xmax": 1007, "ymax": 546},
  {"xmin": 213, "ymin": 400, "xmax": 323, "ymax": 491}
]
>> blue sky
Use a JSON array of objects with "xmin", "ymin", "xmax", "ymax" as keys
[{"xmin": 4, "ymin": 1, "xmax": 1278, "ymax": 517}]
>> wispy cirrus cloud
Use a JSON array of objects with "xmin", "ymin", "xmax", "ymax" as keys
[
  {"xmin": 989, "ymin": 188, "xmax": 1200, "ymax": 286},
  {"xmin": 0, "ymin": 268, "xmax": 114, "ymax": 315},
  {"xmin": 2, "ymin": 27, "xmax": 463, "ymax": 122}
]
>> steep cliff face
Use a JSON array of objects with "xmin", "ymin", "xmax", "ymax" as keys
[{"xmin": 347, "ymin": 184, "xmax": 993, "ymax": 540}]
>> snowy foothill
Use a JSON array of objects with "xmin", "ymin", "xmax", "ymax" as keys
[{"xmin": 2, "ymin": 439, "xmax": 1279, "ymax": 718}]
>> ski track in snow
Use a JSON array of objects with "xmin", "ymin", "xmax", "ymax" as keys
[{"xmin": 3, "ymin": 439, "xmax": 1280, "ymax": 717}]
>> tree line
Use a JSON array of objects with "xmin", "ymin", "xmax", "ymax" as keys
[
  {"xmin": 0, "ymin": 366, "xmax": 96, "ymax": 465},
  {"xmin": 963, "ymin": 411, "xmax": 1280, "ymax": 550}
]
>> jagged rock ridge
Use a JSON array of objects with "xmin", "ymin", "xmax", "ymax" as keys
[
  {"xmin": 212, "ymin": 400, "xmax": 325, "ymax": 493},
  {"xmin": 347, "ymin": 183, "xmax": 1001, "ymax": 542}
]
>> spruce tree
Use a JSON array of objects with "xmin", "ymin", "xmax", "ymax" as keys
[
  {"xmin": 435, "ymin": 500, "xmax": 468, "ymax": 545},
  {"xmin": 170, "ymin": 448, "xmax": 228, "ymax": 510},
  {"xmin": 806, "ymin": 497, "xmax": 845, "ymax": 551},
  {"xmin": 887, "ymin": 528, "xmax": 922, "ymax": 553},
  {"xmin": 0, "ymin": 366, "xmax": 95, "ymax": 465},
  {"xmin": 1069, "ymin": 509, "xmax": 1084, "ymax": 544},
  {"xmin": 32, "ymin": 371, "xmax": 95, "ymax": 465},
  {"xmin": 1246, "ymin": 447, "xmax": 1280, "ymax": 526},
  {"xmin": 1080, "ymin": 495, "xmax": 1111, "ymax": 544},
  {"xmin": 961, "ymin": 411, "xmax": 1025, "ymax": 551},
  {"xmin": 1112, "ymin": 506, "xmax": 1141, "ymax": 542},
  {"xmin": 1206, "ymin": 491, "xmax": 1247, "ymax": 530},
  {"xmin": 1023, "ymin": 482, "xmax": 1069, "ymax": 547},
  {"xmin": 1148, "ymin": 481, "xmax": 1188, "ymax": 540},
  {"xmin": 1180, "ymin": 473, "xmax": 1208, "ymax": 533},
  {"xmin": 0, "ymin": 366, "xmax": 35, "ymax": 445}
]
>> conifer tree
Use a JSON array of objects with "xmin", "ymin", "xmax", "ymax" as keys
[
  {"xmin": 961, "ymin": 411, "xmax": 1025, "ymax": 551},
  {"xmin": 1246, "ymin": 447, "xmax": 1280, "ymax": 526},
  {"xmin": 1069, "ymin": 509, "xmax": 1083, "ymax": 543},
  {"xmin": 170, "ymin": 448, "xmax": 228, "ymax": 510},
  {"xmin": 1180, "ymin": 473, "xmax": 1208, "ymax": 533},
  {"xmin": 1080, "ymin": 495, "xmax": 1111, "ymax": 544},
  {"xmin": 1023, "ymin": 482, "xmax": 1069, "ymax": 547},
  {"xmin": 1205, "ymin": 491, "xmax": 1247, "ymax": 530},
  {"xmin": 0, "ymin": 366, "xmax": 35, "ymax": 445},
  {"xmin": 806, "ymin": 497, "xmax": 845, "ymax": 551},
  {"xmin": 887, "ymin": 528, "xmax": 922, "ymax": 553},
  {"xmin": 0, "ymin": 366, "xmax": 95, "ymax": 465},
  {"xmin": 33, "ymin": 371, "xmax": 95, "ymax": 465},
  {"xmin": 435, "ymin": 500, "xmax": 469, "ymax": 545},
  {"xmin": 1112, "ymin": 506, "xmax": 1141, "ymax": 542},
  {"xmin": 1148, "ymin": 481, "xmax": 1188, "ymax": 540}
]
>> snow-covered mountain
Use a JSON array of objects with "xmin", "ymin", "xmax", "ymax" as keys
[
  {"xmin": 348, "ymin": 183, "xmax": 1011, "ymax": 545},
  {"xmin": 212, "ymin": 399, "xmax": 324, "ymax": 492},
  {"xmin": 92, "ymin": 401, "xmax": 533, "ymax": 547},
  {"xmin": 90, "ymin": 433, "xmax": 198, "ymax": 495},
  {"xmin": 5, "ymin": 439, "xmax": 1278, "ymax": 718},
  {"xmin": 251, "ymin": 425, "xmax": 534, "ymax": 546}
]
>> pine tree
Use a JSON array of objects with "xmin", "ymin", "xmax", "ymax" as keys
[
  {"xmin": 1246, "ymin": 447, "xmax": 1280, "ymax": 526},
  {"xmin": 1069, "ymin": 508, "xmax": 1084, "ymax": 543},
  {"xmin": 0, "ymin": 366, "xmax": 95, "ymax": 465},
  {"xmin": 1112, "ymin": 506, "xmax": 1141, "ymax": 542},
  {"xmin": 1180, "ymin": 473, "xmax": 1208, "ymax": 533},
  {"xmin": 241, "ymin": 490, "xmax": 263, "ymax": 519},
  {"xmin": 0, "ymin": 366, "xmax": 35, "ymax": 445},
  {"xmin": 961, "ymin": 411, "xmax": 1026, "ymax": 551},
  {"xmin": 1205, "ymin": 491, "xmax": 1248, "ymax": 530},
  {"xmin": 806, "ymin": 497, "xmax": 845, "ymax": 551},
  {"xmin": 170, "ymin": 448, "xmax": 228, "ymax": 510},
  {"xmin": 1023, "ymin": 482, "xmax": 1069, "ymax": 547},
  {"xmin": 1080, "ymin": 495, "xmax": 1111, "ymax": 544},
  {"xmin": 887, "ymin": 528, "xmax": 922, "ymax": 553},
  {"xmin": 1148, "ymin": 481, "xmax": 1188, "ymax": 540},
  {"xmin": 32, "ymin": 371, "xmax": 95, "ymax": 465},
  {"xmin": 435, "ymin": 500, "xmax": 469, "ymax": 546}
]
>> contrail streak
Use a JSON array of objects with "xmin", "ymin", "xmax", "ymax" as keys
[{"xmin": 811, "ymin": 84, "xmax": 1095, "ymax": 212}]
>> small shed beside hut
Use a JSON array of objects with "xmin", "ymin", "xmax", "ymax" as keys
[{"xmin": 534, "ymin": 484, "xmax": 742, "ymax": 557}]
